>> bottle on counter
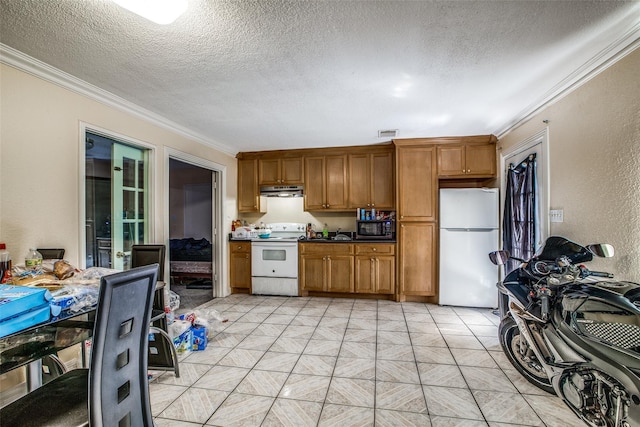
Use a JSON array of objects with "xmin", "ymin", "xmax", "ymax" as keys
[
  {"xmin": 0, "ymin": 243, "xmax": 11, "ymax": 283},
  {"xmin": 322, "ymin": 223, "xmax": 329, "ymax": 238},
  {"xmin": 25, "ymin": 248, "xmax": 43, "ymax": 270}
]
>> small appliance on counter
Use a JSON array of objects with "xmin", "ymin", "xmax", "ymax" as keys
[
  {"xmin": 355, "ymin": 209, "xmax": 395, "ymax": 240},
  {"xmin": 355, "ymin": 219, "xmax": 395, "ymax": 240}
]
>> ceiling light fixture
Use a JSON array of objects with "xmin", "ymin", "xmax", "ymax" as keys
[{"xmin": 112, "ymin": 0, "xmax": 188, "ymax": 25}]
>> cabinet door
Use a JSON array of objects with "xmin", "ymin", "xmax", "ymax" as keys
[
  {"xmin": 325, "ymin": 155, "xmax": 348, "ymax": 210},
  {"xmin": 326, "ymin": 255, "xmax": 354, "ymax": 292},
  {"xmin": 355, "ymin": 256, "xmax": 375, "ymax": 293},
  {"xmin": 230, "ymin": 251, "xmax": 251, "ymax": 292},
  {"xmin": 465, "ymin": 144, "xmax": 496, "ymax": 177},
  {"xmin": 281, "ymin": 157, "xmax": 303, "ymax": 184},
  {"xmin": 375, "ymin": 256, "xmax": 395, "ymax": 294},
  {"xmin": 300, "ymin": 254, "xmax": 326, "ymax": 291},
  {"xmin": 371, "ymin": 151, "xmax": 394, "ymax": 209},
  {"xmin": 397, "ymin": 146, "xmax": 437, "ymax": 221},
  {"xmin": 258, "ymin": 158, "xmax": 281, "ymax": 185},
  {"xmin": 437, "ymin": 145, "xmax": 465, "ymax": 177},
  {"xmin": 304, "ymin": 157, "xmax": 326, "ymax": 211},
  {"xmin": 348, "ymin": 153, "xmax": 370, "ymax": 208},
  {"xmin": 238, "ymin": 159, "xmax": 263, "ymax": 212},
  {"xmin": 398, "ymin": 222, "xmax": 436, "ymax": 296}
]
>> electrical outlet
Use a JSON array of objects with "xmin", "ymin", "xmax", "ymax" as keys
[{"xmin": 549, "ymin": 209, "xmax": 564, "ymax": 223}]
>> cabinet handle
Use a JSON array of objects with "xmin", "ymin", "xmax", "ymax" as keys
[
  {"xmin": 245, "ymin": 255, "xmax": 249, "ymax": 259},
  {"xmin": 367, "ymin": 203, "xmax": 370, "ymax": 207},
  {"xmin": 401, "ymin": 224, "xmax": 404, "ymax": 228},
  {"xmin": 372, "ymin": 248, "xmax": 377, "ymax": 252},
  {"xmin": 371, "ymin": 258, "xmax": 374, "ymax": 262},
  {"xmin": 326, "ymin": 204, "xmax": 330, "ymax": 208},
  {"xmin": 371, "ymin": 203, "xmax": 375, "ymax": 207},
  {"xmin": 467, "ymin": 169, "xmax": 471, "ymax": 173},
  {"xmin": 400, "ymin": 215, "xmax": 404, "ymax": 219}
]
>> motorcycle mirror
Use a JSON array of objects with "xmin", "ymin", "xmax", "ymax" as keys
[
  {"xmin": 587, "ymin": 243, "xmax": 615, "ymax": 258},
  {"xmin": 489, "ymin": 250, "xmax": 510, "ymax": 265}
]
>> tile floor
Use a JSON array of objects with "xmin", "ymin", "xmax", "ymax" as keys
[{"xmin": 149, "ymin": 294, "xmax": 583, "ymax": 426}]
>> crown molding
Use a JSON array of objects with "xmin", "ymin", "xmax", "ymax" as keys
[
  {"xmin": 0, "ymin": 43, "xmax": 237, "ymax": 157},
  {"xmin": 495, "ymin": 18, "xmax": 640, "ymax": 139}
]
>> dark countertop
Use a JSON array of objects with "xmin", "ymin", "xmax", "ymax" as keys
[{"xmin": 229, "ymin": 236, "xmax": 396, "ymax": 244}]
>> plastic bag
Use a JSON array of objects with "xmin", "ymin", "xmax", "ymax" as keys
[{"xmin": 179, "ymin": 308, "xmax": 228, "ymax": 337}]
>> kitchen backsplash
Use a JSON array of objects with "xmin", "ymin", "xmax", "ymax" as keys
[{"xmin": 240, "ymin": 197, "xmax": 356, "ymax": 232}]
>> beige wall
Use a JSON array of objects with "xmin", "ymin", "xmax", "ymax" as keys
[
  {"xmin": 498, "ymin": 47, "xmax": 640, "ymax": 279},
  {"xmin": 0, "ymin": 64, "xmax": 238, "ymax": 289}
]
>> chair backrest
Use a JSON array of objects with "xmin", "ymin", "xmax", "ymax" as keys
[
  {"xmin": 131, "ymin": 244, "xmax": 165, "ymax": 282},
  {"xmin": 89, "ymin": 264, "xmax": 158, "ymax": 427},
  {"xmin": 37, "ymin": 248, "xmax": 65, "ymax": 259}
]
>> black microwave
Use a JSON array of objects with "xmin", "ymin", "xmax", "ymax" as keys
[{"xmin": 355, "ymin": 220, "xmax": 394, "ymax": 240}]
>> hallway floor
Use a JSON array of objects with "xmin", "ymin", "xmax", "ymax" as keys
[{"xmin": 149, "ymin": 294, "xmax": 581, "ymax": 426}]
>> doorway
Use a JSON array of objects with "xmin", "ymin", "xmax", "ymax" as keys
[
  {"xmin": 85, "ymin": 131, "xmax": 150, "ymax": 270},
  {"xmin": 500, "ymin": 128, "xmax": 550, "ymax": 260},
  {"xmin": 169, "ymin": 158, "xmax": 218, "ymax": 310}
]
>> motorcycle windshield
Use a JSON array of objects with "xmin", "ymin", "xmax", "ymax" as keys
[{"xmin": 535, "ymin": 236, "xmax": 594, "ymax": 263}]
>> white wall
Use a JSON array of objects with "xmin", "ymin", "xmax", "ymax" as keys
[
  {"xmin": 240, "ymin": 198, "xmax": 358, "ymax": 233},
  {"xmin": 498, "ymin": 47, "xmax": 640, "ymax": 279},
  {"xmin": 0, "ymin": 64, "xmax": 238, "ymax": 281}
]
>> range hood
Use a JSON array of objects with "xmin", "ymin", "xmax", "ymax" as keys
[{"xmin": 260, "ymin": 185, "xmax": 304, "ymax": 197}]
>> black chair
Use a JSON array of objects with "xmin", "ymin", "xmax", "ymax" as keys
[
  {"xmin": 131, "ymin": 244, "xmax": 180, "ymax": 378},
  {"xmin": 0, "ymin": 264, "xmax": 159, "ymax": 427},
  {"xmin": 131, "ymin": 244, "xmax": 165, "ymax": 282},
  {"xmin": 36, "ymin": 248, "xmax": 65, "ymax": 259}
]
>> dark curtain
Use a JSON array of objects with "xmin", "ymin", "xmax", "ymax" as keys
[{"xmin": 503, "ymin": 154, "xmax": 537, "ymax": 274}]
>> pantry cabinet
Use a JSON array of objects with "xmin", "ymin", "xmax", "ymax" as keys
[
  {"xmin": 348, "ymin": 151, "xmax": 394, "ymax": 210},
  {"xmin": 397, "ymin": 222, "xmax": 437, "ymax": 297},
  {"xmin": 237, "ymin": 159, "xmax": 265, "ymax": 213},
  {"xmin": 354, "ymin": 244, "xmax": 395, "ymax": 294},
  {"xmin": 437, "ymin": 142, "xmax": 496, "ymax": 178},
  {"xmin": 300, "ymin": 243, "xmax": 354, "ymax": 293},
  {"xmin": 258, "ymin": 157, "xmax": 303, "ymax": 185},
  {"xmin": 304, "ymin": 155, "xmax": 348, "ymax": 211},
  {"xmin": 396, "ymin": 145, "xmax": 437, "ymax": 222},
  {"xmin": 229, "ymin": 241, "xmax": 251, "ymax": 294}
]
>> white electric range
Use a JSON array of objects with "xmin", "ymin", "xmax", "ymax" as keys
[{"xmin": 251, "ymin": 223, "xmax": 306, "ymax": 296}]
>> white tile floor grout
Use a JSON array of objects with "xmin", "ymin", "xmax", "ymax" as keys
[{"xmin": 149, "ymin": 294, "xmax": 583, "ymax": 427}]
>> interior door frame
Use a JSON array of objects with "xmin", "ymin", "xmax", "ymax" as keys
[
  {"xmin": 165, "ymin": 148, "xmax": 227, "ymax": 298},
  {"xmin": 499, "ymin": 127, "xmax": 550, "ymax": 253},
  {"xmin": 78, "ymin": 122, "xmax": 157, "ymax": 269}
]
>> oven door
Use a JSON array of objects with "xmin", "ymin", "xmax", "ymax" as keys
[{"xmin": 251, "ymin": 241, "xmax": 298, "ymax": 278}]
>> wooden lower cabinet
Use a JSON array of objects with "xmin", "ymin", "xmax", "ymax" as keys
[
  {"xmin": 397, "ymin": 222, "xmax": 437, "ymax": 298},
  {"xmin": 300, "ymin": 243, "xmax": 395, "ymax": 296},
  {"xmin": 354, "ymin": 244, "xmax": 395, "ymax": 294},
  {"xmin": 229, "ymin": 241, "xmax": 251, "ymax": 293},
  {"xmin": 300, "ymin": 244, "xmax": 354, "ymax": 294}
]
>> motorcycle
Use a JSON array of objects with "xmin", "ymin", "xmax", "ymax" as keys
[{"xmin": 489, "ymin": 236, "xmax": 640, "ymax": 427}]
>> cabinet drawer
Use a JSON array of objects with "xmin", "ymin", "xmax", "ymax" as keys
[
  {"xmin": 230, "ymin": 241, "xmax": 251, "ymax": 253},
  {"xmin": 300, "ymin": 243, "xmax": 354, "ymax": 255},
  {"xmin": 355, "ymin": 244, "xmax": 395, "ymax": 255}
]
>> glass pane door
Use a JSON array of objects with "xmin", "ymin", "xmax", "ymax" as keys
[{"xmin": 112, "ymin": 143, "xmax": 149, "ymax": 270}]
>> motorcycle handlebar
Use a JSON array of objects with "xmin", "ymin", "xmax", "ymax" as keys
[
  {"xmin": 589, "ymin": 271, "xmax": 614, "ymax": 278},
  {"xmin": 579, "ymin": 265, "xmax": 614, "ymax": 279}
]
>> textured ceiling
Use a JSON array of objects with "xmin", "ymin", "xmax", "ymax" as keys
[{"xmin": 1, "ymin": 0, "xmax": 639, "ymax": 154}]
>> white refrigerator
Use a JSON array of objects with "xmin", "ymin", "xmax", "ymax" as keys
[{"xmin": 439, "ymin": 188, "xmax": 499, "ymax": 308}]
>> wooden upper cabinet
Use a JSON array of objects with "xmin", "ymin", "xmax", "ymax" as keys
[
  {"xmin": 348, "ymin": 151, "xmax": 394, "ymax": 210},
  {"xmin": 237, "ymin": 159, "xmax": 265, "ymax": 213},
  {"xmin": 258, "ymin": 157, "xmax": 303, "ymax": 185},
  {"xmin": 437, "ymin": 143, "xmax": 496, "ymax": 178},
  {"xmin": 396, "ymin": 145, "xmax": 437, "ymax": 222},
  {"xmin": 304, "ymin": 155, "xmax": 348, "ymax": 211}
]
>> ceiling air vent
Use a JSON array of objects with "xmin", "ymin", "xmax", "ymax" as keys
[{"xmin": 378, "ymin": 129, "xmax": 398, "ymax": 138}]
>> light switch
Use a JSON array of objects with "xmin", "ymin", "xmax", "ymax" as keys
[{"xmin": 549, "ymin": 209, "xmax": 564, "ymax": 223}]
